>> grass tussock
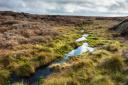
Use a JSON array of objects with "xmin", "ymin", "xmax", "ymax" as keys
[
  {"xmin": 15, "ymin": 63, "xmax": 35, "ymax": 77},
  {"xmin": 12, "ymin": 81, "xmax": 27, "ymax": 85},
  {"xmin": 0, "ymin": 21, "xmax": 83, "ymax": 84},
  {"xmin": 100, "ymin": 56, "xmax": 124, "ymax": 72},
  {"xmin": 41, "ymin": 37, "xmax": 127, "ymax": 85}
]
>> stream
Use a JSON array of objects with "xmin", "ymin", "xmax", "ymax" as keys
[{"xmin": 10, "ymin": 34, "xmax": 94, "ymax": 85}]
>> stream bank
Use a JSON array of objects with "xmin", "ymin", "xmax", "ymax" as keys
[{"xmin": 10, "ymin": 34, "xmax": 94, "ymax": 85}]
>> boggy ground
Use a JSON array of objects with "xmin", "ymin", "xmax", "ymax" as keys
[
  {"xmin": 0, "ymin": 11, "xmax": 127, "ymax": 85},
  {"xmin": 0, "ymin": 12, "xmax": 86, "ymax": 85},
  {"xmin": 38, "ymin": 20, "xmax": 128, "ymax": 85}
]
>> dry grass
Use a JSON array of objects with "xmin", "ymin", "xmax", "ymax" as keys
[{"xmin": 0, "ymin": 11, "xmax": 127, "ymax": 85}]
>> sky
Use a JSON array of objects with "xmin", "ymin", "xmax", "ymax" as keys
[{"xmin": 0, "ymin": 0, "xmax": 128, "ymax": 16}]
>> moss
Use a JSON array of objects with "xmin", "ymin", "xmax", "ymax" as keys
[
  {"xmin": 53, "ymin": 33, "xmax": 82, "ymax": 56},
  {"xmin": 86, "ymin": 37, "xmax": 107, "ymax": 47},
  {"xmin": 55, "ymin": 41, "xmax": 82, "ymax": 56},
  {"xmin": 86, "ymin": 35, "xmax": 121, "ymax": 53},
  {"xmin": 55, "ymin": 44, "xmax": 73, "ymax": 56}
]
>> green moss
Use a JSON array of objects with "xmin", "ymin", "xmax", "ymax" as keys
[
  {"xmin": 55, "ymin": 42, "xmax": 82, "ymax": 56},
  {"xmin": 86, "ymin": 36, "xmax": 107, "ymax": 47},
  {"xmin": 51, "ymin": 33, "xmax": 82, "ymax": 56},
  {"xmin": 86, "ymin": 35, "xmax": 121, "ymax": 52}
]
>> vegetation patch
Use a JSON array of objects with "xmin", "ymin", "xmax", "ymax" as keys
[{"xmin": 0, "ymin": 12, "xmax": 127, "ymax": 85}]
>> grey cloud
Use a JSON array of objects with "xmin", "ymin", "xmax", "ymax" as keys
[{"xmin": 0, "ymin": 0, "xmax": 128, "ymax": 16}]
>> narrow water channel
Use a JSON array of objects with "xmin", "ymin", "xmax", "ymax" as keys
[{"xmin": 10, "ymin": 34, "xmax": 94, "ymax": 85}]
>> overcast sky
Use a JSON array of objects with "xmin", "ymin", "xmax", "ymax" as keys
[{"xmin": 0, "ymin": 0, "xmax": 128, "ymax": 16}]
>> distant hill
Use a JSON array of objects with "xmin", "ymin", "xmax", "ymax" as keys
[
  {"xmin": 0, "ymin": 11, "xmax": 126, "ymax": 49},
  {"xmin": 0, "ymin": 11, "xmax": 126, "ymax": 24}
]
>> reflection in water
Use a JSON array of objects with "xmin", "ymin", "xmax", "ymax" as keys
[{"xmin": 64, "ymin": 43, "xmax": 94, "ymax": 60}]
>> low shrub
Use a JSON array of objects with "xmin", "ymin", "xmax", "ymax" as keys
[{"xmin": 1, "ymin": 20, "xmax": 18, "ymax": 25}]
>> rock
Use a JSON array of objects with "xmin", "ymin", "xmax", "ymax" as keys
[{"xmin": 111, "ymin": 18, "xmax": 128, "ymax": 36}]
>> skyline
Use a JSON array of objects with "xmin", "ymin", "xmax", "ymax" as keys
[{"xmin": 0, "ymin": 0, "xmax": 128, "ymax": 16}]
